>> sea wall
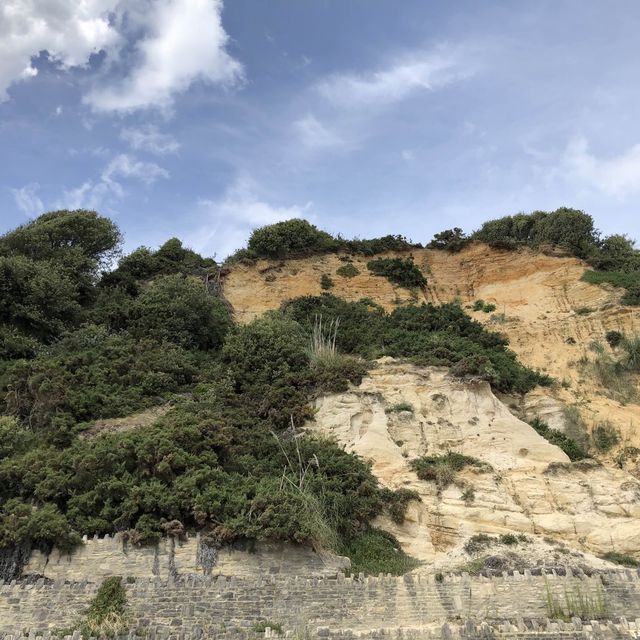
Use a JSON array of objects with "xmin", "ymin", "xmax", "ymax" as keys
[{"xmin": 2, "ymin": 569, "xmax": 640, "ymax": 637}]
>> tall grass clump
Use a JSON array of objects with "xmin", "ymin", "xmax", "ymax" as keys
[
  {"xmin": 81, "ymin": 576, "xmax": 129, "ymax": 636},
  {"xmin": 580, "ymin": 340, "xmax": 638, "ymax": 405},
  {"xmin": 544, "ymin": 579, "xmax": 608, "ymax": 621}
]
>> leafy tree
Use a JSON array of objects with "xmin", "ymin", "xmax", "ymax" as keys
[
  {"xmin": 0, "ymin": 210, "xmax": 121, "ymax": 303},
  {"xmin": 130, "ymin": 274, "xmax": 230, "ymax": 351},
  {"xmin": 428, "ymin": 227, "xmax": 471, "ymax": 252},
  {"xmin": 248, "ymin": 219, "xmax": 337, "ymax": 259},
  {"xmin": 0, "ymin": 255, "xmax": 82, "ymax": 342}
]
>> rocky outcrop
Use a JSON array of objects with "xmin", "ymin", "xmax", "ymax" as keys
[{"xmin": 306, "ymin": 361, "xmax": 640, "ymax": 562}]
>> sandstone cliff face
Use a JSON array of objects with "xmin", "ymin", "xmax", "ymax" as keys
[
  {"xmin": 223, "ymin": 243, "xmax": 640, "ymax": 453},
  {"xmin": 305, "ymin": 361, "xmax": 640, "ymax": 564}
]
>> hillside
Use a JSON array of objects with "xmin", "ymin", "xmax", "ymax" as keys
[
  {"xmin": 2, "ymin": 209, "xmax": 640, "ymax": 636},
  {"xmin": 225, "ymin": 242, "xmax": 640, "ymax": 458}
]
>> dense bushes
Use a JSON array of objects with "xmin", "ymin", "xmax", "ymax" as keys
[
  {"xmin": 0, "ymin": 274, "xmax": 410, "ymax": 559},
  {"xmin": 366, "ymin": 257, "xmax": 427, "ymax": 289},
  {"xmin": 410, "ymin": 452, "xmax": 486, "ymax": 488},
  {"xmin": 231, "ymin": 219, "xmax": 421, "ymax": 262},
  {"xmin": 427, "ymin": 227, "xmax": 471, "ymax": 252},
  {"xmin": 282, "ymin": 294, "xmax": 551, "ymax": 393},
  {"xmin": 528, "ymin": 418, "xmax": 588, "ymax": 461},
  {"xmin": 469, "ymin": 208, "xmax": 639, "ymax": 305}
]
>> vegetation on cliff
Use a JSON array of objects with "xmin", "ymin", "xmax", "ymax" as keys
[
  {"xmin": 282, "ymin": 294, "xmax": 551, "ymax": 393},
  {"xmin": 0, "ymin": 212, "xmax": 417, "ymax": 569},
  {"xmin": 230, "ymin": 218, "xmax": 421, "ymax": 262},
  {"xmin": 430, "ymin": 208, "xmax": 640, "ymax": 304}
]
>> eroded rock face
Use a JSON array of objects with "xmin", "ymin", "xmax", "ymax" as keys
[{"xmin": 306, "ymin": 360, "xmax": 640, "ymax": 563}]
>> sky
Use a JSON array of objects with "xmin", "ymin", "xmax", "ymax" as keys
[{"xmin": 1, "ymin": 1, "xmax": 640, "ymax": 259}]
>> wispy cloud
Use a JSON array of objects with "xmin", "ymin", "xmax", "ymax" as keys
[
  {"xmin": 12, "ymin": 183, "xmax": 43, "ymax": 216},
  {"xmin": 564, "ymin": 136, "xmax": 640, "ymax": 198},
  {"xmin": 120, "ymin": 125, "xmax": 180, "ymax": 155},
  {"xmin": 60, "ymin": 153, "xmax": 169, "ymax": 209},
  {"xmin": 293, "ymin": 115, "xmax": 343, "ymax": 149},
  {"xmin": 317, "ymin": 47, "xmax": 468, "ymax": 109},
  {"xmin": 190, "ymin": 177, "xmax": 312, "ymax": 258}
]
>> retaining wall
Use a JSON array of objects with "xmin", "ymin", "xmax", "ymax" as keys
[
  {"xmin": 22, "ymin": 534, "xmax": 347, "ymax": 582},
  {"xmin": 2, "ymin": 569, "xmax": 640, "ymax": 637}
]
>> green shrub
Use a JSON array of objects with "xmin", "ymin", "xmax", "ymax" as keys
[
  {"xmin": 575, "ymin": 307, "xmax": 594, "ymax": 316},
  {"xmin": 581, "ymin": 270, "xmax": 640, "ymax": 306},
  {"xmin": 472, "ymin": 300, "xmax": 496, "ymax": 313},
  {"xmin": 621, "ymin": 335, "xmax": 640, "ymax": 372},
  {"xmin": 528, "ymin": 418, "xmax": 588, "ymax": 461},
  {"xmin": 320, "ymin": 274, "xmax": 334, "ymax": 290},
  {"xmin": 342, "ymin": 528, "xmax": 420, "ymax": 576},
  {"xmin": 499, "ymin": 533, "xmax": 518, "ymax": 545},
  {"xmin": 247, "ymin": 219, "xmax": 337, "ymax": 260},
  {"xmin": 464, "ymin": 533, "xmax": 494, "ymax": 554},
  {"xmin": 3, "ymin": 326, "xmax": 199, "ymax": 442},
  {"xmin": 592, "ymin": 421, "xmax": 620, "ymax": 453},
  {"xmin": 367, "ymin": 257, "xmax": 427, "ymax": 289},
  {"xmin": 81, "ymin": 576, "xmax": 129, "ymax": 636},
  {"xmin": 336, "ymin": 263, "xmax": 360, "ymax": 278},
  {"xmin": 282, "ymin": 294, "xmax": 551, "ymax": 394},
  {"xmin": 410, "ymin": 452, "xmax": 487, "ymax": 488},
  {"xmin": 428, "ymin": 228, "xmax": 471, "ymax": 252},
  {"xmin": 606, "ymin": 330, "xmax": 624, "ymax": 348},
  {"xmin": 385, "ymin": 402, "xmax": 414, "ymax": 414},
  {"xmin": 129, "ymin": 274, "xmax": 230, "ymax": 351},
  {"xmin": 600, "ymin": 551, "xmax": 639, "ymax": 567}
]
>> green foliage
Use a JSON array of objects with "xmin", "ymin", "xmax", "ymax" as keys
[
  {"xmin": 410, "ymin": 452, "xmax": 487, "ymax": 489},
  {"xmin": 282, "ymin": 294, "xmax": 550, "ymax": 394},
  {"xmin": 385, "ymin": 402, "xmax": 414, "ymax": 414},
  {"xmin": 342, "ymin": 528, "xmax": 420, "ymax": 576},
  {"xmin": 472, "ymin": 300, "xmax": 497, "ymax": 313},
  {"xmin": 3, "ymin": 326, "xmax": 199, "ymax": 442},
  {"xmin": 575, "ymin": 306, "xmax": 594, "ymax": 316},
  {"xmin": 592, "ymin": 421, "xmax": 620, "ymax": 453},
  {"xmin": 428, "ymin": 227, "xmax": 471, "ymax": 252},
  {"xmin": 528, "ymin": 418, "xmax": 588, "ymax": 461},
  {"xmin": 381, "ymin": 487, "xmax": 420, "ymax": 525},
  {"xmin": 129, "ymin": 275, "xmax": 230, "ymax": 351},
  {"xmin": 81, "ymin": 576, "xmax": 129, "ymax": 636},
  {"xmin": 473, "ymin": 208, "xmax": 598, "ymax": 258},
  {"xmin": 600, "ymin": 551, "xmax": 639, "ymax": 567},
  {"xmin": 581, "ymin": 270, "xmax": 640, "ymax": 306},
  {"xmin": 621, "ymin": 335, "xmax": 640, "ymax": 372},
  {"xmin": 234, "ymin": 219, "xmax": 420, "ymax": 262},
  {"xmin": 367, "ymin": 257, "xmax": 427, "ymax": 289},
  {"xmin": 247, "ymin": 219, "xmax": 337, "ymax": 260},
  {"xmin": 336, "ymin": 263, "xmax": 360, "ymax": 278},
  {"xmin": 101, "ymin": 238, "xmax": 217, "ymax": 292},
  {"xmin": 544, "ymin": 579, "xmax": 608, "ymax": 621},
  {"xmin": 320, "ymin": 274, "xmax": 334, "ymax": 290},
  {"xmin": 606, "ymin": 330, "xmax": 623, "ymax": 348},
  {"xmin": 581, "ymin": 340, "xmax": 638, "ymax": 404}
]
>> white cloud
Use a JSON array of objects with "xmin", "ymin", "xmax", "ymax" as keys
[
  {"xmin": 12, "ymin": 183, "xmax": 44, "ymax": 216},
  {"xmin": 317, "ymin": 48, "xmax": 465, "ymax": 109},
  {"xmin": 0, "ymin": 0, "xmax": 242, "ymax": 112},
  {"xmin": 0, "ymin": 0, "xmax": 121, "ymax": 101},
  {"xmin": 191, "ymin": 177, "xmax": 311, "ymax": 258},
  {"xmin": 60, "ymin": 153, "xmax": 169, "ymax": 209},
  {"xmin": 120, "ymin": 125, "xmax": 180, "ymax": 154},
  {"xmin": 564, "ymin": 136, "xmax": 640, "ymax": 198},
  {"xmin": 293, "ymin": 115, "xmax": 343, "ymax": 149},
  {"xmin": 86, "ymin": 0, "xmax": 243, "ymax": 112}
]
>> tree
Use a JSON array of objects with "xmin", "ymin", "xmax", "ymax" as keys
[
  {"xmin": 427, "ymin": 228, "xmax": 470, "ymax": 252},
  {"xmin": 130, "ymin": 274, "xmax": 230, "ymax": 351},
  {"xmin": 247, "ymin": 219, "xmax": 337, "ymax": 259}
]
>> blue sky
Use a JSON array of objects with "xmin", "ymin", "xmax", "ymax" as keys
[{"xmin": 1, "ymin": 1, "xmax": 640, "ymax": 259}]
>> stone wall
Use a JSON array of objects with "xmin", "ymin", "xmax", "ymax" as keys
[
  {"xmin": 2, "ymin": 569, "xmax": 640, "ymax": 637},
  {"xmin": 22, "ymin": 534, "xmax": 348, "ymax": 582}
]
